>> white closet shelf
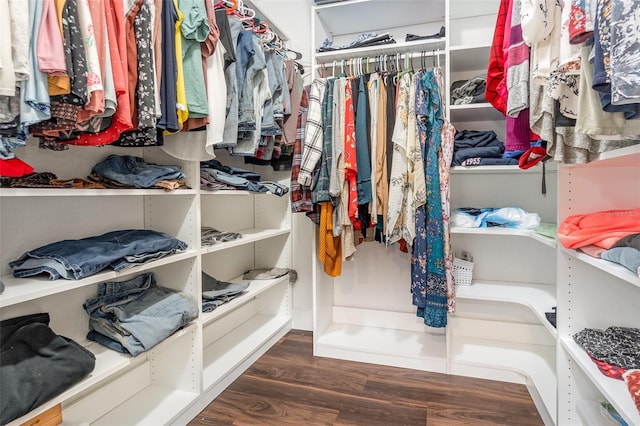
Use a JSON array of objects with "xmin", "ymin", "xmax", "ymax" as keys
[
  {"xmin": 449, "ymin": 1, "xmax": 498, "ymax": 20},
  {"xmin": 450, "ymin": 336, "xmax": 557, "ymax": 421},
  {"xmin": 200, "ymin": 228, "xmax": 290, "ymax": 254},
  {"xmin": 314, "ymin": 0, "xmax": 444, "ymax": 36},
  {"xmin": 0, "ymin": 249, "xmax": 199, "ymax": 308},
  {"xmin": 449, "ymin": 103, "xmax": 504, "ymax": 122},
  {"xmin": 6, "ymin": 323, "xmax": 197, "ymax": 426},
  {"xmin": 315, "ymin": 323, "xmax": 447, "ymax": 373},
  {"xmin": 450, "ymin": 227, "xmax": 557, "ymax": 248},
  {"xmin": 91, "ymin": 385, "xmax": 199, "ymax": 426},
  {"xmin": 314, "ymin": 38, "xmax": 445, "ymax": 63},
  {"xmin": 0, "ymin": 188, "xmax": 197, "ymax": 197},
  {"xmin": 449, "ymin": 45, "xmax": 491, "ymax": 72},
  {"xmin": 450, "ymin": 163, "xmax": 556, "ymax": 174},
  {"xmin": 201, "ymin": 275, "xmax": 290, "ymax": 327},
  {"xmin": 200, "ymin": 189, "xmax": 286, "ymax": 197},
  {"xmin": 455, "ymin": 280, "xmax": 557, "ymax": 338},
  {"xmin": 560, "ymin": 246, "xmax": 640, "ymax": 288},
  {"xmin": 203, "ymin": 313, "xmax": 291, "ymax": 390},
  {"xmin": 561, "ymin": 336, "xmax": 640, "ymax": 426},
  {"xmin": 564, "ymin": 143, "xmax": 640, "ymax": 169}
]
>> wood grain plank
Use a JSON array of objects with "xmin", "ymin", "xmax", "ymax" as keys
[{"xmin": 189, "ymin": 331, "xmax": 543, "ymax": 426}]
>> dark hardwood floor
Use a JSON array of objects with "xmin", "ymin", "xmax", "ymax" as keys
[{"xmin": 189, "ymin": 330, "xmax": 544, "ymax": 426}]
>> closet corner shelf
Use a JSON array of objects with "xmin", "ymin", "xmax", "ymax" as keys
[
  {"xmin": 455, "ymin": 280, "xmax": 557, "ymax": 338},
  {"xmin": 450, "ymin": 227, "xmax": 557, "ymax": 248},
  {"xmin": 450, "ymin": 335, "xmax": 557, "ymax": 420},
  {"xmin": 200, "ymin": 228, "xmax": 290, "ymax": 254},
  {"xmin": 564, "ymin": 143, "xmax": 640, "ymax": 169},
  {"xmin": 561, "ymin": 336, "xmax": 640, "ymax": 426},
  {"xmin": 314, "ymin": 38, "xmax": 446, "ymax": 63},
  {"xmin": 448, "ymin": 103, "xmax": 504, "ymax": 122},
  {"xmin": 0, "ymin": 249, "xmax": 199, "ymax": 308},
  {"xmin": 201, "ymin": 275, "xmax": 289, "ymax": 327},
  {"xmin": 559, "ymin": 246, "xmax": 640, "ymax": 288},
  {"xmin": 0, "ymin": 188, "xmax": 198, "ymax": 197},
  {"xmin": 313, "ymin": 0, "xmax": 445, "ymax": 37},
  {"xmin": 315, "ymin": 323, "xmax": 447, "ymax": 372}
]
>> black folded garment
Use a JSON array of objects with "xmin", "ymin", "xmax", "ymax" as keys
[
  {"xmin": 405, "ymin": 26, "xmax": 446, "ymax": 42},
  {"xmin": 1, "ymin": 313, "xmax": 96, "ymax": 424}
]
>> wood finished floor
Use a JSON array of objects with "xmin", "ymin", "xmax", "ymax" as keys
[{"xmin": 189, "ymin": 330, "xmax": 544, "ymax": 426}]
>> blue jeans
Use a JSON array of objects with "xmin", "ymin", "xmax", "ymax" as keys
[
  {"xmin": 83, "ymin": 273, "xmax": 198, "ymax": 356},
  {"xmin": 10, "ymin": 229, "xmax": 188, "ymax": 280},
  {"xmin": 238, "ymin": 37, "xmax": 267, "ymax": 131},
  {"xmin": 200, "ymin": 159, "xmax": 262, "ymax": 181},
  {"xmin": 235, "ymin": 30, "xmax": 255, "ymax": 97},
  {"xmin": 92, "ymin": 154, "xmax": 185, "ymax": 188},
  {"xmin": 201, "ymin": 167, "xmax": 267, "ymax": 193}
]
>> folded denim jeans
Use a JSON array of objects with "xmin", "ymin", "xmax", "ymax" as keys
[
  {"xmin": 92, "ymin": 154, "xmax": 185, "ymax": 188},
  {"xmin": 10, "ymin": 229, "xmax": 188, "ymax": 280},
  {"xmin": 83, "ymin": 273, "xmax": 198, "ymax": 356}
]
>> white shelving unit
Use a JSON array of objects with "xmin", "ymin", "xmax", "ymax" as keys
[
  {"xmin": 310, "ymin": 2, "xmax": 560, "ymax": 424},
  {"xmin": 0, "ymin": 138, "xmax": 293, "ymax": 426},
  {"xmin": 556, "ymin": 147, "xmax": 640, "ymax": 426}
]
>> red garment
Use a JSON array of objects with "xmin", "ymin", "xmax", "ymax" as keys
[
  {"xmin": 344, "ymin": 81, "xmax": 358, "ymax": 228},
  {"xmin": 0, "ymin": 158, "xmax": 34, "ymax": 178},
  {"xmin": 65, "ymin": 0, "xmax": 134, "ymax": 145},
  {"xmin": 485, "ymin": 0, "xmax": 509, "ymax": 116},
  {"xmin": 558, "ymin": 208, "xmax": 640, "ymax": 249}
]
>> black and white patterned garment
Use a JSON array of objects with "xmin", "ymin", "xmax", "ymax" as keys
[
  {"xmin": 574, "ymin": 326, "xmax": 640, "ymax": 370},
  {"xmin": 610, "ymin": 0, "xmax": 640, "ymax": 105},
  {"xmin": 114, "ymin": 0, "xmax": 159, "ymax": 147}
]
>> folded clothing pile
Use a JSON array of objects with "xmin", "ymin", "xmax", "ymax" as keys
[
  {"xmin": 10, "ymin": 229, "xmax": 188, "ymax": 280},
  {"xmin": 452, "ymin": 130, "xmax": 515, "ymax": 166},
  {"xmin": 200, "ymin": 159, "xmax": 288, "ymax": 196},
  {"xmin": 317, "ymin": 32, "xmax": 395, "ymax": 53},
  {"xmin": 89, "ymin": 154, "xmax": 188, "ymax": 191},
  {"xmin": 83, "ymin": 273, "xmax": 198, "ymax": 356},
  {"xmin": 201, "ymin": 272, "xmax": 250, "ymax": 313},
  {"xmin": 450, "ymin": 75, "xmax": 486, "ymax": 105},
  {"xmin": 1, "ymin": 313, "xmax": 96, "ymax": 424}
]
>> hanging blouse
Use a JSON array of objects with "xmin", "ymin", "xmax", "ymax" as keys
[
  {"xmin": 8, "ymin": 0, "xmax": 29, "ymax": 81},
  {"xmin": 67, "ymin": 0, "xmax": 133, "ymax": 146},
  {"xmin": 0, "ymin": 0, "xmax": 17, "ymax": 97},
  {"xmin": 76, "ymin": 0, "xmax": 105, "ymax": 118},
  {"xmin": 37, "ymin": 0, "xmax": 67, "ymax": 76},
  {"xmin": 386, "ymin": 72, "xmax": 411, "ymax": 246}
]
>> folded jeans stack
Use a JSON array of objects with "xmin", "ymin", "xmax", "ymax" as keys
[
  {"xmin": 90, "ymin": 154, "xmax": 187, "ymax": 190},
  {"xmin": 10, "ymin": 229, "xmax": 188, "ymax": 280},
  {"xmin": 83, "ymin": 273, "xmax": 198, "ymax": 356},
  {"xmin": 200, "ymin": 159, "xmax": 289, "ymax": 196}
]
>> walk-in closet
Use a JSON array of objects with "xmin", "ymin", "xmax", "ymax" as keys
[{"xmin": 1, "ymin": 1, "xmax": 639, "ymax": 425}]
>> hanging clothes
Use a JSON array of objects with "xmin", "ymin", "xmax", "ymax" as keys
[{"xmin": 412, "ymin": 69, "xmax": 448, "ymax": 328}]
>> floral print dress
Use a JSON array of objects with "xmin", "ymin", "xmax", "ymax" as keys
[{"xmin": 411, "ymin": 70, "xmax": 447, "ymax": 328}]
